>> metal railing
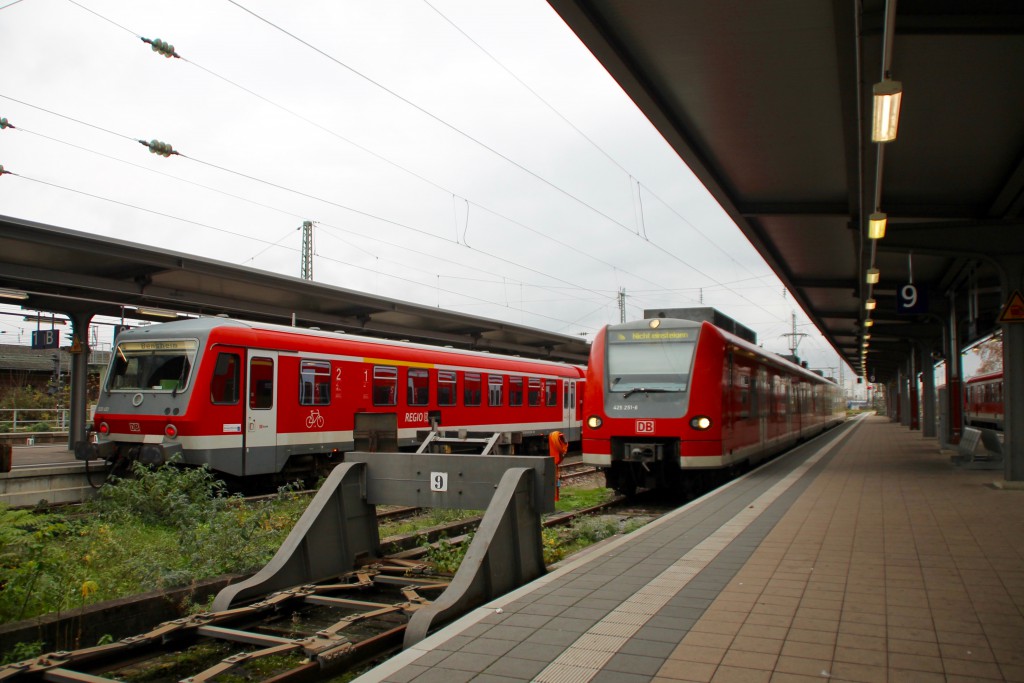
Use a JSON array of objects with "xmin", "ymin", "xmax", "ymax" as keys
[{"xmin": 0, "ymin": 408, "xmax": 70, "ymax": 434}]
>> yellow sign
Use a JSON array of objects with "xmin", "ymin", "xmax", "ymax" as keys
[
  {"xmin": 69, "ymin": 336, "xmax": 83, "ymax": 354},
  {"xmin": 998, "ymin": 290, "xmax": 1024, "ymax": 323}
]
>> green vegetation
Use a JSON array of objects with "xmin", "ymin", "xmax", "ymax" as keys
[
  {"xmin": 1, "ymin": 459, "xmax": 632, "ymax": 659},
  {"xmin": 0, "ymin": 386, "xmax": 68, "ymax": 433},
  {"xmin": 420, "ymin": 533, "xmax": 473, "ymax": 574},
  {"xmin": 541, "ymin": 515, "xmax": 646, "ymax": 565},
  {"xmin": 378, "ymin": 508, "xmax": 478, "ymax": 538},
  {"xmin": 0, "ymin": 463, "xmax": 308, "ymax": 627},
  {"xmin": 554, "ymin": 486, "xmax": 615, "ymax": 512}
]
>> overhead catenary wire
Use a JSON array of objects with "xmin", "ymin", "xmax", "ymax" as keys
[
  {"xmin": 0, "ymin": 99, "xmax": 606, "ymax": 308},
  {"xmin": 23, "ymin": 0, "xmax": 690, "ymax": 310},
  {"xmin": 222, "ymin": 0, "xmax": 786, "ymax": 321},
  {"xmin": 1, "ymin": 169, "xmax": 592, "ymax": 329},
  {"xmin": 2, "ymin": 113, "xmax": 589, "ymax": 298},
  {"xmin": 5, "ymin": 3, "xmax": 812, "ymax": 343}
]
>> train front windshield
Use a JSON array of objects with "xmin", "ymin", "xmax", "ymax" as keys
[
  {"xmin": 107, "ymin": 339, "xmax": 199, "ymax": 392},
  {"xmin": 606, "ymin": 330, "xmax": 696, "ymax": 393}
]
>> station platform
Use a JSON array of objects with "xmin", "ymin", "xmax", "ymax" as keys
[
  {"xmin": 356, "ymin": 415, "xmax": 1024, "ymax": 683},
  {"xmin": 5, "ymin": 442, "xmax": 78, "ymax": 469}
]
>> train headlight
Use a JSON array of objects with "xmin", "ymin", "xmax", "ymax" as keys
[
  {"xmin": 98, "ymin": 422, "xmax": 110, "ymax": 435},
  {"xmin": 587, "ymin": 416, "xmax": 603, "ymax": 429},
  {"xmin": 690, "ymin": 415, "xmax": 712, "ymax": 430},
  {"xmin": 164, "ymin": 423, "xmax": 178, "ymax": 439}
]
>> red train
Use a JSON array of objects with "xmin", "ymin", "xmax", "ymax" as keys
[
  {"xmin": 76, "ymin": 318, "xmax": 585, "ymax": 479},
  {"xmin": 964, "ymin": 371, "xmax": 1003, "ymax": 430},
  {"xmin": 582, "ymin": 317, "xmax": 845, "ymax": 495}
]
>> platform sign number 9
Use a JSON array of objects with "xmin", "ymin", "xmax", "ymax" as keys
[
  {"xmin": 898, "ymin": 283, "xmax": 928, "ymax": 314},
  {"xmin": 431, "ymin": 471, "xmax": 448, "ymax": 492}
]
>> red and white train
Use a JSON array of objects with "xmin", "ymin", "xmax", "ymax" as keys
[
  {"xmin": 77, "ymin": 318, "xmax": 585, "ymax": 479},
  {"xmin": 964, "ymin": 370, "xmax": 1003, "ymax": 430},
  {"xmin": 583, "ymin": 317, "xmax": 845, "ymax": 495}
]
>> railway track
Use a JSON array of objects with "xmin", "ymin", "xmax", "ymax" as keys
[
  {"xmin": 0, "ymin": 495, "xmax": 664, "ymax": 683},
  {"xmin": 7, "ymin": 453, "xmax": 596, "ymax": 511},
  {"xmin": 1, "ymin": 562, "xmax": 446, "ymax": 683}
]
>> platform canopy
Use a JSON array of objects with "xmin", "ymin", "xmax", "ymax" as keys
[
  {"xmin": 549, "ymin": 0, "xmax": 1024, "ymax": 382},
  {"xmin": 0, "ymin": 215, "xmax": 590, "ymax": 364}
]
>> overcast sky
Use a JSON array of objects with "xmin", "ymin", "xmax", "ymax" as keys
[{"xmin": 0, "ymin": 0, "xmax": 855, "ymax": 383}]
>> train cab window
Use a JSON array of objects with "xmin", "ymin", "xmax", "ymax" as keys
[
  {"xmin": 372, "ymin": 366, "xmax": 398, "ymax": 406},
  {"xmin": 509, "ymin": 376, "xmax": 524, "ymax": 406},
  {"xmin": 527, "ymin": 378, "xmax": 542, "ymax": 406},
  {"xmin": 108, "ymin": 339, "xmax": 199, "ymax": 392},
  {"xmin": 488, "ymin": 375, "xmax": 504, "ymax": 407},
  {"xmin": 464, "ymin": 373, "xmax": 482, "ymax": 406},
  {"xmin": 299, "ymin": 360, "xmax": 331, "ymax": 406},
  {"xmin": 606, "ymin": 331, "xmax": 695, "ymax": 392},
  {"xmin": 249, "ymin": 357, "xmax": 274, "ymax": 410},
  {"xmin": 210, "ymin": 352, "xmax": 240, "ymax": 404},
  {"xmin": 438, "ymin": 371, "xmax": 456, "ymax": 406},
  {"xmin": 407, "ymin": 368, "xmax": 429, "ymax": 406},
  {"xmin": 545, "ymin": 380, "xmax": 558, "ymax": 406}
]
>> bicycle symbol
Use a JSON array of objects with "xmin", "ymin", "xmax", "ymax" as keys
[{"xmin": 305, "ymin": 409, "xmax": 324, "ymax": 429}]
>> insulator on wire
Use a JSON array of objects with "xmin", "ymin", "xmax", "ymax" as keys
[
  {"xmin": 0, "ymin": 117, "xmax": 13, "ymax": 130},
  {"xmin": 140, "ymin": 139, "xmax": 177, "ymax": 157},
  {"xmin": 142, "ymin": 37, "xmax": 179, "ymax": 59}
]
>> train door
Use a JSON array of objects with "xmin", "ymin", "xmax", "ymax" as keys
[
  {"xmin": 245, "ymin": 351, "xmax": 278, "ymax": 475},
  {"xmin": 205, "ymin": 347, "xmax": 246, "ymax": 476},
  {"xmin": 563, "ymin": 379, "xmax": 577, "ymax": 439}
]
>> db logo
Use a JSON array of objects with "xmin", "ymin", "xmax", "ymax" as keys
[
  {"xmin": 129, "ymin": 422, "xmax": 141, "ymax": 433},
  {"xmin": 635, "ymin": 420, "xmax": 655, "ymax": 433}
]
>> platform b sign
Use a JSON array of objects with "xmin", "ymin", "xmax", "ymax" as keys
[{"xmin": 31, "ymin": 329, "xmax": 59, "ymax": 349}]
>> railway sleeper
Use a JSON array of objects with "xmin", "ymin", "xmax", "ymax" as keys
[{"xmin": 1, "ymin": 451, "xmax": 556, "ymax": 682}]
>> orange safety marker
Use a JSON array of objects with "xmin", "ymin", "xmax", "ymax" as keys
[{"xmin": 548, "ymin": 431, "xmax": 568, "ymax": 502}]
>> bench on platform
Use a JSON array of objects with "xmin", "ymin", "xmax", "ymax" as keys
[{"xmin": 951, "ymin": 426, "xmax": 1003, "ymax": 470}]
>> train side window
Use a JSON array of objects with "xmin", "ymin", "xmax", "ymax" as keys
[
  {"xmin": 249, "ymin": 357, "xmax": 274, "ymax": 410},
  {"xmin": 211, "ymin": 352, "xmax": 240, "ymax": 404},
  {"xmin": 570, "ymin": 381, "xmax": 576, "ymax": 411},
  {"xmin": 527, "ymin": 378, "xmax": 541, "ymax": 407},
  {"xmin": 545, "ymin": 379, "xmax": 558, "ymax": 406},
  {"xmin": 407, "ymin": 368, "xmax": 429, "ymax": 406},
  {"xmin": 299, "ymin": 360, "xmax": 331, "ymax": 406},
  {"xmin": 372, "ymin": 366, "xmax": 398, "ymax": 406},
  {"xmin": 509, "ymin": 376, "xmax": 523, "ymax": 406},
  {"xmin": 464, "ymin": 373, "xmax": 482, "ymax": 406},
  {"xmin": 438, "ymin": 370, "xmax": 456, "ymax": 406},
  {"xmin": 488, "ymin": 375, "xmax": 504, "ymax": 407}
]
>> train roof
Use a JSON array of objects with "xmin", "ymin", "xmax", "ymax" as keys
[
  {"xmin": 115, "ymin": 317, "xmax": 585, "ymax": 374},
  {"xmin": 965, "ymin": 370, "xmax": 1003, "ymax": 383}
]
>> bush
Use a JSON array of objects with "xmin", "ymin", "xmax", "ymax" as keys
[
  {"xmin": 0, "ymin": 504, "xmax": 70, "ymax": 623},
  {"xmin": 0, "ymin": 466, "xmax": 309, "ymax": 629},
  {"xmin": 90, "ymin": 461, "xmax": 231, "ymax": 527}
]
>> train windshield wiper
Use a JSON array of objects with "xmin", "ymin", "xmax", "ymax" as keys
[{"xmin": 621, "ymin": 387, "xmax": 677, "ymax": 399}]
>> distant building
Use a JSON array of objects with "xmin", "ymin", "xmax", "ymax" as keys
[{"xmin": 0, "ymin": 344, "xmax": 109, "ymax": 398}]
